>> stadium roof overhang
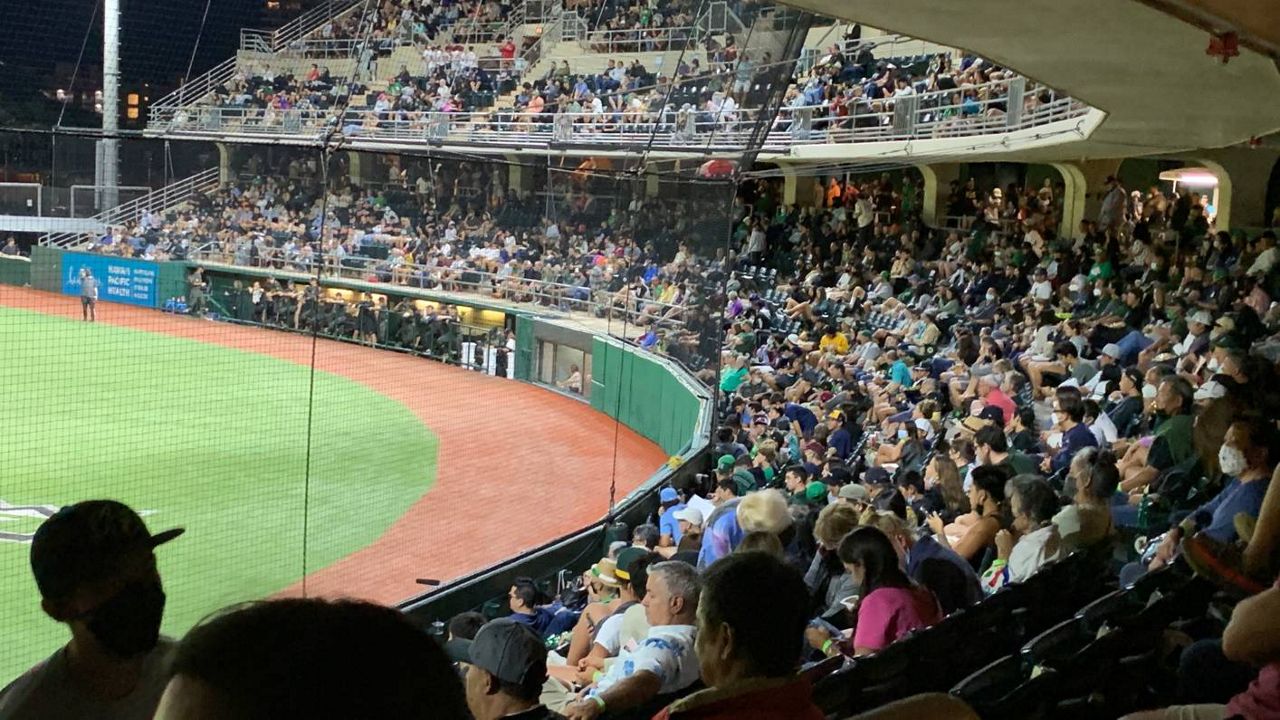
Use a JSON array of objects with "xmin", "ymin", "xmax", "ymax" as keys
[{"xmin": 776, "ymin": 0, "xmax": 1280, "ymax": 160}]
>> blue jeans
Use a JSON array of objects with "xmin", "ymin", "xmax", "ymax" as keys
[{"xmin": 1114, "ymin": 329, "xmax": 1154, "ymax": 365}]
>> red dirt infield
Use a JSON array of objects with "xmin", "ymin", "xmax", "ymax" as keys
[{"xmin": 0, "ymin": 287, "xmax": 667, "ymax": 605}]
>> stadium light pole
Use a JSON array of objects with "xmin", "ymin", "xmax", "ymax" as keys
[{"xmin": 99, "ymin": 0, "xmax": 121, "ymax": 212}]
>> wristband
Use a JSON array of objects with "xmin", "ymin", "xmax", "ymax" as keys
[
  {"xmin": 989, "ymin": 558, "xmax": 1007, "ymax": 570},
  {"xmin": 591, "ymin": 695, "xmax": 606, "ymax": 711},
  {"xmin": 821, "ymin": 638, "xmax": 835, "ymax": 655},
  {"xmin": 591, "ymin": 670, "xmax": 603, "ymax": 684}
]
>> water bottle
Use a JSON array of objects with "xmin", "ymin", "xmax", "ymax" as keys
[{"xmin": 1136, "ymin": 491, "xmax": 1151, "ymax": 532}]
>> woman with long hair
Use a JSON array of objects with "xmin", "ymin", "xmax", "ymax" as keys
[
  {"xmin": 924, "ymin": 447, "xmax": 970, "ymax": 523},
  {"xmin": 828, "ymin": 527, "xmax": 943, "ymax": 656}
]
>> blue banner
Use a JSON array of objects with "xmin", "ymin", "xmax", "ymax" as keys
[{"xmin": 62, "ymin": 253, "xmax": 159, "ymax": 308}]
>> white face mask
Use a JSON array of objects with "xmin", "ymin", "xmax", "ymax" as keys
[
  {"xmin": 1051, "ymin": 411, "xmax": 1065, "ymax": 427},
  {"xmin": 1219, "ymin": 444, "xmax": 1247, "ymax": 477},
  {"xmin": 986, "ymin": 294, "xmax": 996, "ymax": 302},
  {"xmin": 1142, "ymin": 385, "xmax": 1158, "ymax": 399},
  {"xmin": 1208, "ymin": 358, "xmax": 1222, "ymax": 373},
  {"xmin": 1093, "ymin": 288, "xmax": 1103, "ymax": 297}
]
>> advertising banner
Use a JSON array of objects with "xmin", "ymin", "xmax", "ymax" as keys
[{"xmin": 61, "ymin": 252, "xmax": 159, "ymax": 308}]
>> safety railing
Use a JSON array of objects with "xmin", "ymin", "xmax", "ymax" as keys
[
  {"xmin": 184, "ymin": 247, "xmax": 690, "ymax": 333},
  {"xmin": 580, "ymin": 24, "xmax": 701, "ymax": 54},
  {"xmin": 40, "ymin": 168, "xmax": 222, "ymax": 249},
  {"xmin": 155, "ymin": 0, "xmax": 363, "ymax": 112},
  {"xmin": 249, "ymin": 0, "xmax": 365, "ymax": 53},
  {"xmin": 147, "ymin": 78, "xmax": 1092, "ymax": 153}
]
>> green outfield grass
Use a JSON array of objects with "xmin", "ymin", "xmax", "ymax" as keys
[{"xmin": 0, "ymin": 306, "xmax": 438, "ymax": 683}]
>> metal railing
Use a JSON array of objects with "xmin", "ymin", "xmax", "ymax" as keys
[
  {"xmin": 148, "ymin": 78, "xmax": 1091, "ymax": 153},
  {"xmin": 242, "ymin": 0, "xmax": 365, "ymax": 53},
  {"xmin": 40, "ymin": 168, "xmax": 221, "ymax": 249},
  {"xmin": 186, "ymin": 247, "xmax": 690, "ymax": 332},
  {"xmin": 580, "ymin": 24, "xmax": 701, "ymax": 54},
  {"xmin": 153, "ymin": 0, "xmax": 364, "ymax": 111}
]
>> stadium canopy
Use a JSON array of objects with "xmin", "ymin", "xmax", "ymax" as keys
[{"xmin": 777, "ymin": 0, "xmax": 1280, "ymax": 160}]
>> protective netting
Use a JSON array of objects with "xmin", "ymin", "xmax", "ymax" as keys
[{"xmin": 0, "ymin": 0, "xmax": 819, "ymax": 685}]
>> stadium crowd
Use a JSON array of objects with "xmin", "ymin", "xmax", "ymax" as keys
[{"xmin": 15, "ymin": 156, "xmax": 1280, "ymax": 719}]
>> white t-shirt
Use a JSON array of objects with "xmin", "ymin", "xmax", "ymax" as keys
[
  {"xmin": 1089, "ymin": 412, "xmax": 1118, "ymax": 446},
  {"xmin": 0, "ymin": 639, "xmax": 176, "ymax": 720},
  {"xmin": 592, "ymin": 624, "xmax": 698, "ymax": 697},
  {"xmin": 1008, "ymin": 524, "xmax": 1061, "ymax": 583}
]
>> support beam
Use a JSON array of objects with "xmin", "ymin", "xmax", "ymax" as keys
[
  {"xmin": 919, "ymin": 163, "xmax": 962, "ymax": 226},
  {"xmin": 98, "ymin": 0, "xmax": 121, "ymax": 211}
]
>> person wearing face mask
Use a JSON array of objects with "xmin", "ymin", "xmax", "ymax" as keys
[
  {"xmin": 1042, "ymin": 386, "xmax": 1099, "ymax": 475},
  {"xmin": 983, "ymin": 475, "xmax": 1062, "ymax": 593},
  {"xmin": 1139, "ymin": 417, "xmax": 1277, "ymax": 577},
  {"xmin": 0, "ymin": 500, "xmax": 181, "ymax": 720}
]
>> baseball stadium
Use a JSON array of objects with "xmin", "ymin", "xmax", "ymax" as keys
[{"xmin": 1, "ymin": 0, "xmax": 1279, "ymax": 718}]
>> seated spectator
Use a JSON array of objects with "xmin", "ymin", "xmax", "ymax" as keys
[
  {"xmin": 560, "ymin": 558, "xmax": 623, "ymax": 667},
  {"xmin": 1054, "ymin": 447, "xmax": 1120, "ymax": 550},
  {"xmin": 698, "ymin": 488, "xmax": 791, "ymax": 569},
  {"xmin": 655, "ymin": 552, "xmax": 823, "ymax": 719},
  {"xmin": 152, "ymin": 598, "xmax": 468, "ymax": 719},
  {"xmin": 508, "ymin": 577, "xmax": 557, "ymax": 638},
  {"xmin": 926, "ymin": 465, "xmax": 1009, "ymax": 564},
  {"xmin": 462, "ymin": 619, "xmax": 562, "ymax": 720},
  {"xmin": 982, "ymin": 474, "xmax": 1061, "ymax": 592},
  {"xmin": 1041, "ymin": 386, "xmax": 1098, "ymax": 475},
  {"xmin": 870, "ymin": 511, "xmax": 982, "ymax": 614},
  {"xmin": 809, "ymin": 526, "xmax": 943, "ymax": 656},
  {"xmin": 1121, "ymin": 580, "xmax": 1280, "ymax": 720},
  {"xmin": 1116, "ymin": 376, "xmax": 1195, "ymax": 496},
  {"xmin": 1137, "ymin": 417, "xmax": 1277, "ymax": 579},
  {"xmin": 0, "ymin": 500, "xmax": 184, "ymax": 720},
  {"xmin": 806, "ymin": 501, "xmax": 863, "ymax": 619},
  {"xmin": 562, "ymin": 562, "xmax": 702, "ymax": 720}
]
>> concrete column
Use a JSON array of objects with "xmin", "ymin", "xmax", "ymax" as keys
[
  {"xmin": 1184, "ymin": 148, "xmax": 1280, "ymax": 230},
  {"xmin": 919, "ymin": 163, "xmax": 962, "ymax": 226},
  {"xmin": 216, "ymin": 143, "xmax": 233, "ymax": 185},
  {"xmin": 1071, "ymin": 158, "xmax": 1123, "ymax": 224},
  {"xmin": 505, "ymin": 153, "xmax": 534, "ymax": 196},
  {"xmin": 347, "ymin": 151, "xmax": 363, "ymax": 186},
  {"xmin": 1051, "ymin": 162, "xmax": 1088, "ymax": 239}
]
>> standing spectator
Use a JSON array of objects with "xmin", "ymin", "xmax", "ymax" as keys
[
  {"xmin": 151, "ymin": 599, "xmax": 468, "ymax": 719},
  {"xmin": 0, "ymin": 500, "xmax": 183, "ymax": 720},
  {"xmin": 655, "ymin": 552, "xmax": 823, "ymax": 720},
  {"xmin": 80, "ymin": 268, "xmax": 98, "ymax": 322}
]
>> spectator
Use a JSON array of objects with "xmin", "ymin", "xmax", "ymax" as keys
[
  {"xmin": 508, "ymin": 577, "xmax": 557, "ymax": 638},
  {"xmin": 926, "ymin": 464, "xmax": 1009, "ymax": 564},
  {"xmin": 1054, "ymin": 447, "xmax": 1119, "ymax": 551},
  {"xmin": 655, "ymin": 552, "xmax": 823, "ymax": 719},
  {"xmin": 806, "ymin": 501, "xmax": 862, "ymax": 618},
  {"xmin": 870, "ymin": 511, "xmax": 982, "ymax": 615},
  {"xmin": 462, "ymin": 619, "xmax": 562, "ymax": 720},
  {"xmin": 808, "ymin": 526, "xmax": 943, "ymax": 656},
  {"xmin": 0, "ymin": 500, "xmax": 183, "ymax": 720},
  {"xmin": 152, "ymin": 598, "xmax": 468, "ymax": 719},
  {"xmin": 1043, "ymin": 385, "xmax": 1098, "ymax": 475},
  {"xmin": 982, "ymin": 475, "xmax": 1062, "ymax": 592},
  {"xmin": 562, "ymin": 562, "xmax": 702, "ymax": 720}
]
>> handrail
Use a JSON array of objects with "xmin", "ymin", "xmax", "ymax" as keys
[
  {"xmin": 581, "ymin": 24, "xmax": 701, "ymax": 54},
  {"xmin": 40, "ymin": 168, "xmax": 221, "ymax": 249},
  {"xmin": 155, "ymin": 0, "xmax": 364, "ymax": 111},
  {"xmin": 147, "ymin": 78, "xmax": 1091, "ymax": 153},
  {"xmin": 184, "ymin": 248, "xmax": 690, "ymax": 333},
  {"xmin": 268, "ymin": 0, "xmax": 364, "ymax": 51}
]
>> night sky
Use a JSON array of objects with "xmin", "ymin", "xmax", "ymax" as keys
[{"xmin": 0, "ymin": 0, "xmax": 311, "ymax": 124}]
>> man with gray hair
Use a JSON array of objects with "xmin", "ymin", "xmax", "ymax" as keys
[{"xmin": 562, "ymin": 562, "xmax": 701, "ymax": 720}]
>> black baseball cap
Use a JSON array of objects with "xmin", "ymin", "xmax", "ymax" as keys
[
  {"xmin": 467, "ymin": 619, "xmax": 547, "ymax": 686},
  {"xmin": 31, "ymin": 500, "xmax": 184, "ymax": 600}
]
